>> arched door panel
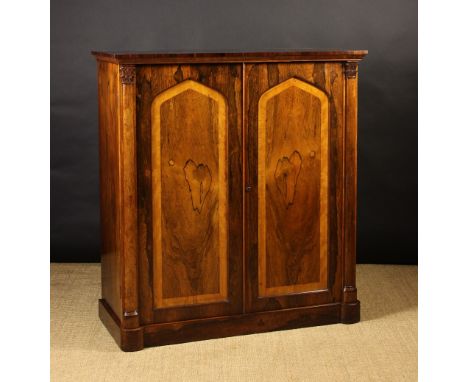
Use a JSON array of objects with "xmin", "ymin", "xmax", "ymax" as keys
[{"xmin": 245, "ymin": 63, "xmax": 345, "ymax": 313}]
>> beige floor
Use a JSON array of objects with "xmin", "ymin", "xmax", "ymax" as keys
[{"xmin": 51, "ymin": 264, "xmax": 417, "ymax": 382}]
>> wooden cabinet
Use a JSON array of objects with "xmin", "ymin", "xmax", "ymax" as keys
[{"xmin": 93, "ymin": 50, "xmax": 367, "ymax": 351}]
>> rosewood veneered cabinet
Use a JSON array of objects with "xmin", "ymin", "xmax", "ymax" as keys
[{"xmin": 92, "ymin": 50, "xmax": 367, "ymax": 351}]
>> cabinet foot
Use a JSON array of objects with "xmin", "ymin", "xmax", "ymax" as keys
[
  {"xmin": 98, "ymin": 299, "xmax": 144, "ymax": 352},
  {"xmin": 341, "ymin": 300, "xmax": 360, "ymax": 324}
]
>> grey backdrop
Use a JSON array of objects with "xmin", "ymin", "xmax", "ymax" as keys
[{"xmin": 51, "ymin": 0, "xmax": 417, "ymax": 264}]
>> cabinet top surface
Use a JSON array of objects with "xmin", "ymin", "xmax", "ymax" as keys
[{"xmin": 91, "ymin": 49, "xmax": 368, "ymax": 64}]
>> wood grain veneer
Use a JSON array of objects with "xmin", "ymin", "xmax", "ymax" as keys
[
  {"xmin": 151, "ymin": 80, "xmax": 228, "ymax": 308},
  {"xmin": 94, "ymin": 50, "xmax": 367, "ymax": 351},
  {"xmin": 257, "ymin": 77, "xmax": 329, "ymax": 298}
]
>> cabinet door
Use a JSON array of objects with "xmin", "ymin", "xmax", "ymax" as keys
[
  {"xmin": 136, "ymin": 65, "xmax": 243, "ymax": 323},
  {"xmin": 245, "ymin": 63, "xmax": 345, "ymax": 312}
]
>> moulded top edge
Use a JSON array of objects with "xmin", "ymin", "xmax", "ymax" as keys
[{"xmin": 91, "ymin": 50, "xmax": 368, "ymax": 64}]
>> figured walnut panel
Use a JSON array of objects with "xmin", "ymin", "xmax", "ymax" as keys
[
  {"xmin": 258, "ymin": 78, "xmax": 329, "ymax": 297},
  {"xmin": 151, "ymin": 80, "xmax": 228, "ymax": 308},
  {"xmin": 245, "ymin": 62, "xmax": 344, "ymax": 313}
]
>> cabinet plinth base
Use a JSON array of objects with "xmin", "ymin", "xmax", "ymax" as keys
[{"xmin": 99, "ymin": 298, "xmax": 360, "ymax": 352}]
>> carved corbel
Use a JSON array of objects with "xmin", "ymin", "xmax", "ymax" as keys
[
  {"xmin": 119, "ymin": 65, "xmax": 136, "ymax": 84},
  {"xmin": 344, "ymin": 62, "xmax": 358, "ymax": 79}
]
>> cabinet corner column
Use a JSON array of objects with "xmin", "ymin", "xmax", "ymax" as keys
[
  {"xmin": 118, "ymin": 64, "xmax": 139, "ymax": 329},
  {"xmin": 342, "ymin": 61, "xmax": 359, "ymax": 317}
]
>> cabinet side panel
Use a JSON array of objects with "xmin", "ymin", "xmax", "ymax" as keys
[{"xmin": 98, "ymin": 62, "xmax": 122, "ymax": 318}]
